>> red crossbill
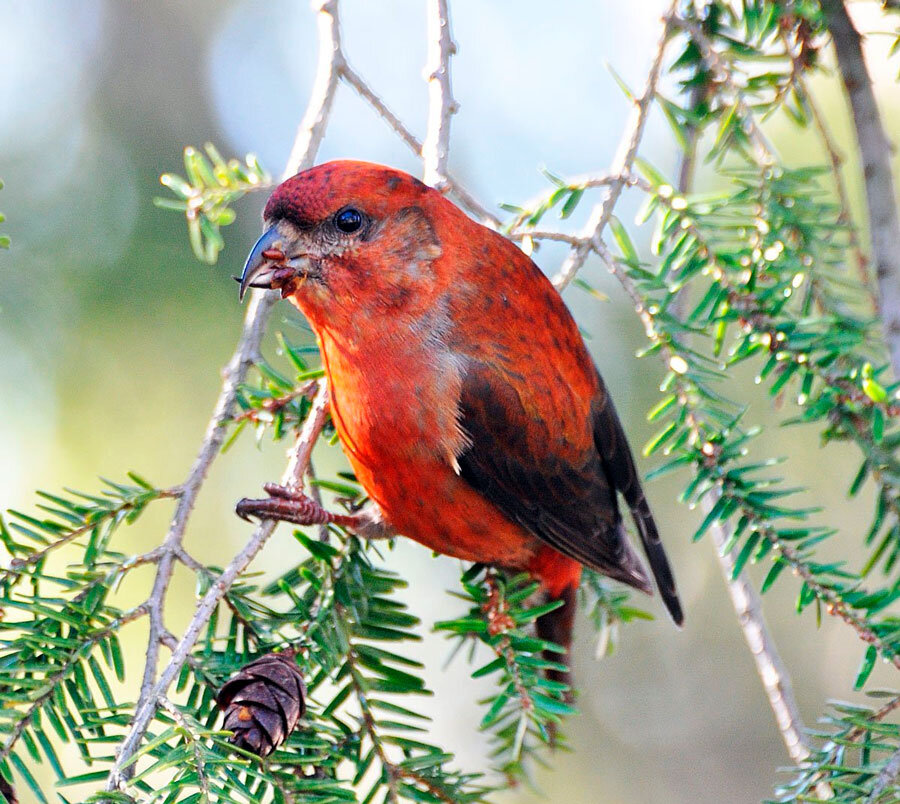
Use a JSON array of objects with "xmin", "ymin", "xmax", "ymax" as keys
[{"xmin": 237, "ymin": 160, "xmax": 682, "ymax": 682}]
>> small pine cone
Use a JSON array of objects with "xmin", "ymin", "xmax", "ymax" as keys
[{"xmin": 217, "ymin": 651, "xmax": 306, "ymax": 757}]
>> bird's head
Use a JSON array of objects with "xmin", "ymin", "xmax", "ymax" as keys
[{"xmin": 240, "ymin": 161, "xmax": 464, "ymax": 326}]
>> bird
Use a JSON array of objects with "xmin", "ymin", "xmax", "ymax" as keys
[{"xmin": 236, "ymin": 160, "xmax": 683, "ymax": 686}]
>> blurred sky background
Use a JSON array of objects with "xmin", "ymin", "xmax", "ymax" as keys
[{"xmin": 2, "ymin": 1, "xmax": 900, "ymax": 802}]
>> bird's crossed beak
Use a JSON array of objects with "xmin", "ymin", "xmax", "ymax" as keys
[{"xmin": 238, "ymin": 227, "xmax": 309, "ymax": 301}]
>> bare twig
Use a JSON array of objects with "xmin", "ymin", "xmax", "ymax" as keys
[
  {"xmin": 821, "ymin": 0, "xmax": 900, "ymax": 378},
  {"xmin": 283, "ymin": 0, "xmax": 344, "ymax": 181},
  {"xmin": 706, "ymin": 503, "xmax": 813, "ymax": 767},
  {"xmin": 553, "ymin": 1, "xmax": 675, "ymax": 289},
  {"xmin": 422, "ymin": 0, "xmax": 457, "ymax": 190},
  {"xmin": 131, "ymin": 287, "xmax": 274, "ymax": 760},
  {"xmin": 287, "ymin": 382, "xmax": 329, "ymax": 481},
  {"xmin": 508, "ymin": 230, "xmax": 588, "ymax": 247},
  {"xmin": 341, "ymin": 64, "xmax": 499, "ymax": 226}
]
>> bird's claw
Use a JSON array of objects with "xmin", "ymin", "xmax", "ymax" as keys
[{"xmin": 235, "ymin": 483, "xmax": 361, "ymax": 530}]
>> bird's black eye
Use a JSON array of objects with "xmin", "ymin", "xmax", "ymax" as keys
[{"xmin": 334, "ymin": 208, "xmax": 363, "ymax": 234}]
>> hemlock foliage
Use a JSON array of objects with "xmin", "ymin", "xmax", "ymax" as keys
[{"xmin": 3, "ymin": 2, "xmax": 900, "ymax": 802}]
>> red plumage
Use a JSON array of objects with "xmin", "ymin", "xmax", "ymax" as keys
[{"xmin": 239, "ymin": 161, "xmax": 683, "ymax": 682}]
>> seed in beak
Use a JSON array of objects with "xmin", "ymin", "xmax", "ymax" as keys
[{"xmin": 262, "ymin": 248, "xmax": 287, "ymax": 262}]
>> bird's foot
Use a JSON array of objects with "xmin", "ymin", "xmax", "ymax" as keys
[{"xmin": 236, "ymin": 483, "xmax": 393, "ymax": 540}]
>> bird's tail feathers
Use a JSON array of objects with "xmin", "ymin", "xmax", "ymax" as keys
[
  {"xmin": 535, "ymin": 583, "xmax": 577, "ymax": 692},
  {"xmin": 630, "ymin": 497, "xmax": 684, "ymax": 626}
]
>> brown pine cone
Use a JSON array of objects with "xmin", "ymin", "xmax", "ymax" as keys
[{"xmin": 216, "ymin": 651, "xmax": 306, "ymax": 757}]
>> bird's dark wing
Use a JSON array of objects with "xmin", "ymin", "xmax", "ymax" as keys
[{"xmin": 456, "ymin": 359, "xmax": 652, "ymax": 594}]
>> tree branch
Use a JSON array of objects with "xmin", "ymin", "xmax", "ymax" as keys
[
  {"xmin": 0, "ymin": 603, "xmax": 149, "ymax": 765},
  {"xmin": 131, "ymin": 288, "xmax": 275, "ymax": 759},
  {"xmin": 776, "ymin": 25, "xmax": 876, "ymax": 310},
  {"xmin": 706, "ymin": 507, "xmax": 813, "ymax": 767},
  {"xmin": 341, "ymin": 64, "xmax": 498, "ymax": 226},
  {"xmin": 589, "ymin": 236, "xmax": 900, "ymax": 667},
  {"xmin": 670, "ymin": 105, "xmax": 817, "ymax": 780},
  {"xmin": 283, "ymin": 0, "xmax": 344, "ymax": 181},
  {"xmin": 422, "ymin": 0, "xmax": 457, "ymax": 190},
  {"xmin": 553, "ymin": 0, "xmax": 675, "ymax": 289},
  {"xmin": 671, "ymin": 14, "xmax": 776, "ymax": 167},
  {"xmin": 821, "ymin": 0, "xmax": 900, "ymax": 378},
  {"xmin": 867, "ymin": 744, "xmax": 900, "ymax": 804}
]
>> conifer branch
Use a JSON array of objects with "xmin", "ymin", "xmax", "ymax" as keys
[
  {"xmin": 670, "ymin": 13, "xmax": 777, "ymax": 166},
  {"xmin": 776, "ymin": 22, "xmax": 875, "ymax": 308},
  {"xmin": 0, "ymin": 603, "xmax": 148, "ymax": 766},
  {"xmin": 106, "ymin": 382, "xmax": 330, "ymax": 794},
  {"xmin": 670, "ymin": 103, "xmax": 816, "ymax": 777},
  {"xmin": 589, "ymin": 236, "xmax": 900, "ymax": 664},
  {"xmin": 707, "ymin": 510, "xmax": 815, "ymax": 767}
]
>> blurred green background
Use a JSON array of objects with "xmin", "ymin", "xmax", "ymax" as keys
[{"xmin": 3, "ymin": 1, "xmax": 900, "ymax": 801}]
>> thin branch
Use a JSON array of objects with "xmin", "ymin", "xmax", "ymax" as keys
[
  {"xmin": 671, "ymin": 14, "xmax": 776, "ymax": 167},
  {"xmin": 156, "ymin": 696, "xmax": 211, "ymax": 802},
  {"xmin": 553, "ymin": 1, "xmax": 675, "ymax": 289},
  {"xmin": 805, "ymin": 86, "xmax": 876, "ymax": 307},
  {"xmin": 776, "ymin": 24, "xmax": 876, "ymax": 310},
  {"xmin": 508, "ymin": 230, "xmax": 588, "ymax": 247},
  {"xmin": 821, "ymin": 0, "xmax": 900, "ymax": 378},
  {"xmin": 590, "ymin": 237, "xmax": 900, "ymax": 667},
  {"xmin": 807, "ymin": 692, "xmax": 900, "ymax": 798},
  {"xmin": 232, "ymin": 380, "xmax": 317, "ymax": 425},
  {"xmin": 706, "ymin": 505, "xmax": 813, "ymax": 767},
  {"xmin": 506, "ymin": 171, "xmax": 628, "ymax": 235},
  {"xmin": 283, "ymin": 0, "xmax": 344, "ymax": 181},
  {"xmin": 341, "ymin": 64, "xmax": 499, "ymax": 226},
  {"xmin": 288, "ymin": 383, "xmax": 329, "ymax": 482},
  {"xmin": 422, "ymin": 0, "xmax": 457, "ymax": 190},
  {"xmin": 106, "ymin": 384, "xmax": 330, "ymax": 793},
  {"xmin": 1, "ymin": 487, "xmax": 180, "ymax": 585},
  {"xmin": 131, "ymin": 288, "xmax": 275, "ymax": 764},
  {"xmin": 342, "ymin": 614, "xmax": 458, "ymax": 804}
]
